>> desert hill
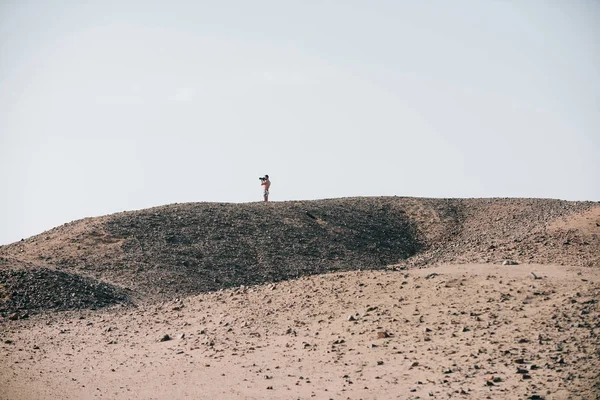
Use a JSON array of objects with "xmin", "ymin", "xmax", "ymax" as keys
[
  {"xmin": 1, "ymin": 197, "xmax": 599, "ymax": 315},
  {"xmin": 2, "ymin": 197, "xmax": 600, "ymax": 399}
]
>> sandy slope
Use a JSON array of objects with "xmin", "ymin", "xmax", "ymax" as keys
[{"xmin": 2, "ymin": 263, "xmax": 599, "ymax": 400}]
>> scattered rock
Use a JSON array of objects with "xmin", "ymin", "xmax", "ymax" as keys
[
  {"xmin": 159, "ymin": 334, "xmax": 171, "ymax": 342},
  {"xmin": 517, "ymin": 367, "xmax": 529, "ymax": 374},
  {"xmin": 530, "ymin": 272, "xmax": 541, "ymax": 280}
]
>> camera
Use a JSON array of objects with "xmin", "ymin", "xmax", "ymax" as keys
[{"xmin": 259, "ymin": 176, "xmax": 267, "ymax": 181}]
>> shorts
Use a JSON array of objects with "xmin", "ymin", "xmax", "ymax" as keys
[{"xmin": 264, "ymin": 190, "xmax": 269, "ymax": 196}]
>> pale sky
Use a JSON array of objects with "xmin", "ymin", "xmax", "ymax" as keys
[{"xmin": 1, "ymin": 1, "xmax": 599, "ymax": 245}]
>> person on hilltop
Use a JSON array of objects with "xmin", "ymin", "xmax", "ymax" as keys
[{"xmin": 259, "ymin": 174, "xmax": 271, "ymax": 202}]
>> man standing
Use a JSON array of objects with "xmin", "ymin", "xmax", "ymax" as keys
[{"xmin": 260, "ymin": 174, "xmax": 271, "ymax": 202}]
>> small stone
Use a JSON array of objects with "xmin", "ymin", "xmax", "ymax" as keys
[
  {"xmin": 347, "ymin": 315, "xmax": 356, "ymax": 321},
  {"xmin": 377, "ymin": 331, "xmax": 389, "ymax": 339},
  {"xmin": 285, "ymin": 328, "xmax": 296, "ymax": 335},
  {"xmin": 502, "ymin": 260, "xmax": 519, "ymax": 265},
  {"xmin": 8, "ymin": 313, "xmax": 19, "ymax": 321},
  {"xmin": 159, "ymin": 334, "xmax": 171, "ymax": 342},
  {"xmin": 377, "ymin": 361, "xmax": 384, "ymax": 365}
]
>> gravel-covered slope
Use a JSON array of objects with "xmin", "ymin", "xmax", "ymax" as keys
[
  {"xmin": 0, "ymin": 264, "xmax": 129, "ymax": 317},
  {"xmin": 74, "ymin": 198, "xmax": 421, "ymax": 297},
  {"xmin": 406, "ymin": 198, "xmax": 600, "ymax": 267},
  {"xmin": 0, "ymin": 197, "xmax": 598, "ymax": 307}
]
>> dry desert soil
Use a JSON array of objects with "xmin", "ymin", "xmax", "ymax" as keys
[{"xmin": 1, "ymin": 197, "xmax": 599, "ymax": 399}]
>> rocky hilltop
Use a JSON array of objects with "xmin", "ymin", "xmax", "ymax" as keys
[{"xmin": 1, "ymin": 197, "xmax": 599, "ymax": 315}]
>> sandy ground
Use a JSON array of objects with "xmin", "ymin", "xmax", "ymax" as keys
[{"xmin": 1, "ymin": 263, "xmax": 599, "ymax": 400}]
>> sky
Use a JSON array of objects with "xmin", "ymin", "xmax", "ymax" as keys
[{"xmin": 1, "ymin": 0, "xmax": 599, "ymax": 245}]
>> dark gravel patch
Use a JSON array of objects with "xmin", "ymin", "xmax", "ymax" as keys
[
  {"xmin": 0, "ymin": 268, "xmax": 129, "ymax": 316},
  {"xmin": 98, "ymin": 198, "xmax": 423, "ymax": 297}
]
